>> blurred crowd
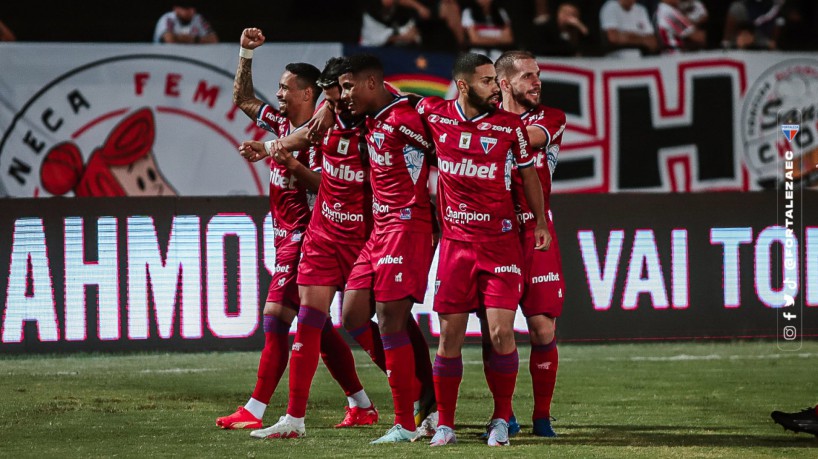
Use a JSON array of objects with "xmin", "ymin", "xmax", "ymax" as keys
[
  {"xmin": 357, "ymin": 0, "xmax": 818, "ymax": 56},
  {"xmin": 2, "ymin": 0, "xmax": 816, "ymax": 56}
]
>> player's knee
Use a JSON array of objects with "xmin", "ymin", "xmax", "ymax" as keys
[
  {"xmin": 529, "ymin": 325, "xmax": 555, "ymax": 346},
  {"xmin": 489, "ymin": 323, "xmax": 516, "ymax": 351}
]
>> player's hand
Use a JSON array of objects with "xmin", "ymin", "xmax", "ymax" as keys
[
  {"xmin": 238, "ymin": 140, "xmax": 268, "ymax": 162},
  {"xmin": 240, "ymin": 28, "xmax": 265, "ymax": 49},
  {"xmin": 307, "ymin": 105, "xmax": 335, "ymax": 144},
  {"xmin": 534, "ymin": 223, "xmax": 552, "ymax": 251},
  {"xmin": 269, "ymin": 143, "xmax": 297, "ymax": 169}
]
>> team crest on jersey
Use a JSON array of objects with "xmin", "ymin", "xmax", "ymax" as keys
[
  {"xmin": 338, "ymin": 138, "xmax": 350, "ymax": 155},
  {"xmin": 373, "ymin": 132, "xmax": 385, "ymax": 149},
  {"xmin": 459, "ymin": 132, "xmax": 472, "ymax": 149},
  {"xmin": 480, "ymin": 136, "xmax": 497, "ymax": 154}
]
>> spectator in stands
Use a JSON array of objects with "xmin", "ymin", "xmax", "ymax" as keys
[
  {"xmin": 777, "ymin": 0, "xmax": 818, "ymax": 51},
  {"xmin": 153, "ymin": 2, "xmax": 218, "ymax": 44},
  {"xmin": 360, "ymin": 0, "xmax": 422, "ymax": 47},
  {"xmin": 534, "ymin": 1, "xmax": 591, "ymax": 56},
  {"xmin": 461, "ymin": 0, "xmax": 514, "ymax": 59},
  {"xmin": 599, "ymin": 0, "xmax": 658, "ymax": 57},
  {"xmin": 404, "ymin": 0, "xmax": 465, "ymax": 51},
  {"xmin": 679, "ymin": 0, "xmax": 708, "ymax": 28},
  {"xmin": 0, "ymin": 20, "xmax": 15, "ymax": 41},
  {"xmin": 533, "ymin": 0, "xmax": 551, "ymax": 25},
  {"xmin": 722, "ymin": 0, "xmax": 783, "ymax": 50},
  {"xmin": 655, "ymin": 0, "xmax": 706, "ymax": 52}
]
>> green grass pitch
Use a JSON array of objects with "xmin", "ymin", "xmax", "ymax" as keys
[{"xmin": 1, "ymin": 341, "xmax": 816, "ymax": 458}]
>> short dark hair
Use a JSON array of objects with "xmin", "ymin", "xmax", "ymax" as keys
[
  {"xmin": 494, "ymin": 50, "xmax": 536, "ymax": 80},
  {"xmin": 317, "ymin": 57, "xmax": 349, "ymax": 89},
  {"xmin": 343, "ymin": 54, "xmax": 384, "ymax": 80},
  {"xmin": 452, "ymin": 52, "xmax": 493, "ymax": 80},
  {"xmin": 285, "ymin": 62, "xmax": 321, "ymax": 102}
]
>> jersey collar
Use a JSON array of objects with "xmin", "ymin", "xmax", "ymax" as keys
[{"xmin": 454, "ymin": 100, "xmax": 490, "ymax": 122}]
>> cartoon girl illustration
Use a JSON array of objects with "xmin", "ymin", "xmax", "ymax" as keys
[{"xmin": 40, "ymin": 108, "xmax": 177, "ymax": 197}]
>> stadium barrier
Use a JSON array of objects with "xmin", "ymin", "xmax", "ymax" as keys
[{"xmin": 1, "ymin": 193, "xmax": 815, "ymax": 353}]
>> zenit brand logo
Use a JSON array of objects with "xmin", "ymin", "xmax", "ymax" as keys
[{"xmin": 0, "ymin": 55, "xmax": 272, "ymax": 197}]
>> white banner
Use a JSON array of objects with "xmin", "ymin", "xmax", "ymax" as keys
[{"xmin": 0, "ymin": 43, "xmax": 341, "ymax": 198}]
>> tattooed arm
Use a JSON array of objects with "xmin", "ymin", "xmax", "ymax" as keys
[{"xmin": 233, "ymin": 28, "xmax": 266, "ymax": 120}]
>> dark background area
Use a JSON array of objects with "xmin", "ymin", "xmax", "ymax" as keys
[{"xmin": 4, "ymin": 1, "xmax": 811, "ymax": 52}]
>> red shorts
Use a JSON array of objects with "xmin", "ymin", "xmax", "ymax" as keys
[
  {"xmin": 519, "ymin": 219, "xmax": 565, "ymax": 318},
  {"xmin": 433, "ymin": 236, "xmax": 523, "ymax": 314},
  {"xmin": 265, "ymin": 228, "xmax": 304, "ymax": 310},
  {"xmin": 345, "ymin": 230, "xmax": 433, "ymax": 303},
  {"xmin": 297, "ymin": 228, "xmax": 366, "ymax": 288}
]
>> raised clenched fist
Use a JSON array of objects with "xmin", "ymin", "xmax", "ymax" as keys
[{"xmin": 240, "ymin": 28, "xmax": 266, "ymax": 49}]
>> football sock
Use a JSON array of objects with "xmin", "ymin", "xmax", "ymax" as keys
[
  {"xmin": 382, "ymin": 331, "xmax": 416, "ymax": 430},
  {"xmin": 286, "ymin": 305, "xmax": 326, "ymax": 418},
  {"xmin": 320, "ymin": 318, "xmax": 364, "ymax": 397},
  {"xmin": 433, "ymin": 354, "xmax": 463, "ymax": 429},
  {"xmin": 347, "ymin": 389, "xmax": 373, "ymax": 409},
  {"xmin": 348, "ymin": 321, "xmax": 387, "ymax": 372},
  {"xmin": 251, "ymin": 314, "xmax": 291, "ymax": 407},
  {"xmin": 244, "ymin": 397, "xmax": 266, "ymax": 420},
  {"xmin": 488, "ymin": 348, "xmax": 518, "ymax": 422},
  {"xmin": 407, "ymin": 317, "xmax": 434, "ymax": 401},
  {"xmin": 530, "ymin": 339, "xmax": 558, "ymax": 420}
]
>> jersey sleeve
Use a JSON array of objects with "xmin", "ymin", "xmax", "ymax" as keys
[
  {"xmin": 512, "ymin": 118, "xmax": 535, "ymax": 169},
  {"xmin": 256, "ymin": 104, "xmax": 284, "ymax": 134},
  {"xmin": 399, "ymin": 106, "xmax": 432, "ymax": 151},
  {"xmin": 309, "ymin": 146, "xmax": 322, "ymax": 173},
  {"xmin": 532, "ymin": 110, "xmax": 566, "ymax": 176}
]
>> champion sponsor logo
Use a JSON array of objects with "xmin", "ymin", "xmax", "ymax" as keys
[
  {"xmin": 292, "ymin": 342, "xmax": 303, "ymax": 351},
  {"xmin": 377, "ymin": 255, "xmax": 404, "ymax": 265},
  {"xmin": 273, "ymin": 227, "xmax": 288, "ymax": 238},
  {"xmin": 502, "ymin": 219, "xmax": 513, "ymax": 232},
  {"xmin": 480, "ymin": 136, "xmax": 498, "ymax": 154},
  {"xmin": 532, "ymin": 272, "xmax": 561, "ymax": 284},
  {"xmin": 428, "ymin": 114, "xmax": 459, "ymax": 126},
  {"xmin": 400, "ymin": 208, "xmax": 412, "ymax": 220},
  {"xmin": 399, "ymin": 124, "xmax": 431, "ymax": 149},
  {"xmin": 445, "ymin": 205, "xmax": 490, "ymax": 224},
  {"xmin": 274, "ymin": 264, "xmax": 290, "ymax": 273},
  {"xmin": 322, "ymin": 201, "xmax": 364, "ymax": 223},
  {"xmin": 438, "ymin": 158, "xmax": 497, "ymax": 179},
  {"xmin": 395, "ymin": 272, "xmax": 403, "ymax": 282},
  {"xmin": 323, "ymin": 157, "xmax": 365, "ymax": 183},
  {"xmin": 270, "ymin": 167, "xmax": 297, "ymax": 190},
  {"xmin": 372, "ymin": 200, "xmax": 390, "ymax": 214},
  {"xmin": 494, "ymin": 264, "xmax": 522, "ymax": 275},
  {"xmin": 477, "ymin": 122, "xmax": 513, "ymax": 134},
  {"xmin": 537, "ymin": 362, "xmax": 552, "ymax": 370},
  {"xmin": 372, "ymin": 132, "xmax": 385, "ymax": 149}
]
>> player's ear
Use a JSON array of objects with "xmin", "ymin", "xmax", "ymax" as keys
[{"xmin": 456, "ymin": 79, "xmax": 468, "ymax": 95}]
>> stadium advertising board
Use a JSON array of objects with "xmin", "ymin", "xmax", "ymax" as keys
[
  {"xmin": 1, "ymin": 194, "xmax": 815, "ymax": 353},
  {"xmin": 1, "ymin": 45, "xmax": 817, "ymax": 197}
]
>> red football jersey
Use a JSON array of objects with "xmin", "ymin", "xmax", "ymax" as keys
[
  {"xmin": 257, "ymin": 103, "xmax": 322, "ymax": 231},
  {"xmin": 310, "ymin": 114, "xmax": 373, "ymax": 241},
  {"xmin": 511, "ymin": 104, "xmax": 566, "ymax": 232},
  {"xmin": 363, "ymin": 96, "xmax": 433, "ymax": 233},
  {"xmin": 417, "ymin": 97, "xmax": 534, "ymax": 242}
]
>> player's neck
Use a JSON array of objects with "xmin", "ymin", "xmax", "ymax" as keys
[
  {"xmin": 457, "ymin": 95, "xmax": 485, "ymax": 120},
  {"xmin": 370, "ymin": 88, "xmax": 396, "ymax": 115},
  {"xmin": 287, "ymin": 103, "xmax": 315, "ymax": 127},
  {"xmin": 501, "ymin": 95, "xmax": 527, "ymax": 116}
]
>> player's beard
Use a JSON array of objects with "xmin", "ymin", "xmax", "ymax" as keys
[
  {"xmin": 467, "ymin": 87, "xmax": 498, "ymax": 114},
  {"xmin": 512, "ymin": 86, "xmax": 539, "ymax": 110}
]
